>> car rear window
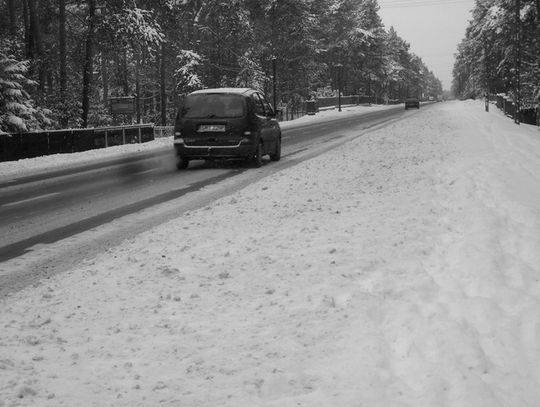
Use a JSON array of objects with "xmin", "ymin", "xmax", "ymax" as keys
[{"xmin": 181, "ymin": 94, "xmax": 245, "ymax": 118}]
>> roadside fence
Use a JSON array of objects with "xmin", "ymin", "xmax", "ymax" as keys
[
  {"xmin": 279, "ymin": 95, "xmax": 402, "ymax": 121},
  {"xmin": 154, "ymin": 126, "xmax": 174, "ymax": 138},
  {"xmin": 495, "ymin": 94, "xmax": 538, "ymax": 125},
  {"xmin": 1, "ymin": 124, "xmax": 154, "ymax": 163}
]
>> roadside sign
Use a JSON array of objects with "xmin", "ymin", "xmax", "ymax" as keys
[{"xmin": 110, "ymin": 97, "xmax": 135, "ymax": 115}]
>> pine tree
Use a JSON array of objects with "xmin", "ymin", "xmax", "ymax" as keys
[
  {"xmin": 0, "ymin": 40, "xmax": 50, "ymax": 133},
  {"xmin": 453, "ymin": 0, "xmax": 539, "ymax": 108},
  {"xmin": 0, "ymin": 0, "xmax": 445, "ymax": 128}
]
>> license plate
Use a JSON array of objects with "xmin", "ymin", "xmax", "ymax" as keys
[{"xmin": 198, "ymin": 124, "xmax": 225, "ymax": 132}]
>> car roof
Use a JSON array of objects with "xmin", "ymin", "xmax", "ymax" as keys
[{"xmin": 189, "ymin": 88, "xmax": 254, "ymax": 96}]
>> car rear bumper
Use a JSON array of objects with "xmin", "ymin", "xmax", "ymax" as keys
[
  {"xmin": 405, "ymin": 102, "xmax": 420, "ymax": 108},
  {"xmin": 174, "ymin": 139, "xmax": 256, "ymax": 159}
]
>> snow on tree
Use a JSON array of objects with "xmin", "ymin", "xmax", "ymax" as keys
[
  {"xmin": 174, "ymin": 50, "xmax": 203, "ymax": 94},
  {"xmin": 453, "ymin": 0, "xmax": 539, "ymax": 109},
  {"xmin": 0, "ymin": 41, "xmax": 50, "ymax": 134},
  {"xmin": 0, "ymin": 0, "xmax": 445, "ymax": 129}
]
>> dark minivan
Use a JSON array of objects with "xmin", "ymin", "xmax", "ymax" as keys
[
  {"xmin": 173, "ymin": 88, "xmax": 281, "ymax": 169},
  {"xmin": 405, "ymin": 97, "xmax": 420, "ymax": 109}
]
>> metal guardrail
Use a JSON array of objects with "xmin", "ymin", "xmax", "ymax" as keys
[
  {"xmin": 154, "ymin": 126, "xmax": 174, "ymax": 138},
  {"xmin": 1, "ymin": 124, "xmax": 155, "ymax": 163}
]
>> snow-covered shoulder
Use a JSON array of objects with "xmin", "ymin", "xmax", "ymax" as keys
[{"xmin": 2, "ymin": 101, "xmax": 540, "ymax": 406}]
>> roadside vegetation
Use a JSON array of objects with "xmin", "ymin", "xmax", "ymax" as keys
[
  {"xmin": 452, "ymin": 0, "xmax": 540, "ymax": 109},
  {"xmin": 0, "ymin": 0, "xmax": 442, "ymax": 134}
]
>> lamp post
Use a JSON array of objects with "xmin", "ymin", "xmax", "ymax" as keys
[
  {"xmin": 272, "ymin": 56, "xmax": 277, "ymax": 113},
  {"xmin": 336, "ymin": 63, "xmax": 343, "ymax": 112}
]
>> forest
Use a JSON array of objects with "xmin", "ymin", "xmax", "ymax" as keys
[
  {"xmin": 452, "ymin": 0, "xmax": 540, "ymax": 110},
  {"xmin": 0, "ymin": 0, "xmax": 443, "ymax": 134}
]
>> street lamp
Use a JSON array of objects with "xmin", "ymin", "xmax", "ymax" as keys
[{"xmin": 336, "ymin": 63, "xmax": 343, "ymax": 112}]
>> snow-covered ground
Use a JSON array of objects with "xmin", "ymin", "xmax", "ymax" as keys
[{"xmin": 2, "ymin": 101, "xmax": 540, "ymax": 406}]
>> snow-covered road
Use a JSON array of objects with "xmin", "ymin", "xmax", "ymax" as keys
[{"xmin": 1, "ymin": 101, "xmax": 540, "ymax": 406}]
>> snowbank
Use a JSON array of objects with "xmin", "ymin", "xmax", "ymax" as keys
[{"xmin": 1, "ymin": 101, "xmax": 540, "ymax": 406}]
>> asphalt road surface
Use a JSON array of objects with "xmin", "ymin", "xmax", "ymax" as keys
[{"xmin": 0, "ymin": 105, "xmax": 421, "ymax": 294}]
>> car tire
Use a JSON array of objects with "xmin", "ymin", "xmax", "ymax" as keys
[
  {"xmin": 176, "ymin": 156, "xmax": 189, "ymax": 170},
  {"xmin": 270, "ymin": 137, "xmax": 281, "ymax": 161},
  {"xmin": 252, "ymin": 140, "xmax": 263, "ymax": 168}
]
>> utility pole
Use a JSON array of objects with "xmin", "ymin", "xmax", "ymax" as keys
[
  {"xmin": 514, "ymin": 0, "xmax": 521, "ymax": 124},
  {"xmin": 484, "ymin": 36, "xmax": 489, "ymax": 112},
  {"xmin": 160, "ymin": 43, "xmax": 167, "ymax": 126},
  {"xmin": 272, "ymin": 57, "xmax": 277, "ymax": 113},
  {"xmin": 336, "ymin": 64, "xmax": 343, "ymax": 112}
]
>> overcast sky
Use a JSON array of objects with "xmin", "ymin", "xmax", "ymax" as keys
[{"xmin": 377, "ymin": 0, "xmax": 476, "ymax": 90}]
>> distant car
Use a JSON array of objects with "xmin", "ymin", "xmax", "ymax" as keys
[
  {"xmin": 173, "ymin": 88, "xmax": 281, "ymax": 169},
  {"xmin": 405, "ymin": 97, "xmax": 420, "ymax": 109}
]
